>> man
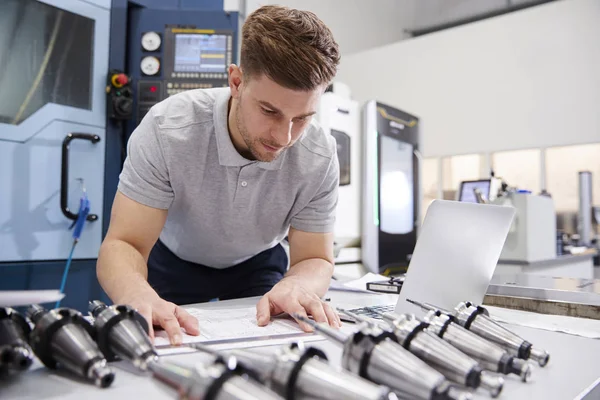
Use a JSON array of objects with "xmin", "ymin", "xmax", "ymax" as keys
[{"xmin": 96, "ymin": 5, "xmax": 342, "ymax": 345}]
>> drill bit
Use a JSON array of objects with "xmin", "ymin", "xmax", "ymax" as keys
[
  {"xmin": 406, "ymin": 298, "xmax": 453, "ymax": 315},
  {"xmin": 294, "ymin": 313, "xmax": 473, "ymax": 400},
  {"xmin": 337, "ymin": 308, "xmax": 385, "ymax": 328}
]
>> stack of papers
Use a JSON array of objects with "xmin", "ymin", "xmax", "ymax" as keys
[{"xmin": 329, "ymin": 273, "xmax": 390, "ymax": 294}]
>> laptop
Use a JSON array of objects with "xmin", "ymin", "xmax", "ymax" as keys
[{"xmin": 342, "ymin": 199, "xmax": 516, "ymax": 320}]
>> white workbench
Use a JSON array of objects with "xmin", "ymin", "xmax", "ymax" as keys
[{"xmin": 1, "ymin": 288, "xmax": 599, "ymax": 400}]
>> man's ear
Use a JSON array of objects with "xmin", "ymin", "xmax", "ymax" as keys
[{"xmin": 228, "ymin": 64, "xmax": 243, "ymax": 98}]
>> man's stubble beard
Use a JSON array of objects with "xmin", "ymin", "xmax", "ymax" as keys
[{"xmin": 236, "ymin": 101, "xmax": 280, "ymax": 163}]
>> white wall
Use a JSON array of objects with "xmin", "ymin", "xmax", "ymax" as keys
[
  {"xmin": 337, "ymin": 0, "xmax": 600, "ymax": 158},
  {"xmin": 244, "ymin": 0, "xmax": 414, "ymax": 55}
]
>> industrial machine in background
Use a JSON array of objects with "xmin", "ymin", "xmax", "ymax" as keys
[
  {"xmin": 457, "ymin": 169, "xmax": 600, "ymax": 266},
  {"xmin": 457, "ymin": 172, "xmax": 558, "ymax": 264},
  {"xmin": 362, "ymin": 101, "xmax": 421, "ymax": 274},
  {"xmin": 0, "ymin": 0, "xmax": 239, "ymax": 312},
  {"xmin": 317, "ymin": 82, "xmax": 362, "ymax": 264},
  {"xmin": 318, "ymin": 90, "xmax": 423, "ymax": 274},
  {"xmin": 494, "ymin": 192, "xmax": 557, "ymax": 263},
  {"xmin": 0, "ymin": 0, "xmax": 111, "ymax": 309}
]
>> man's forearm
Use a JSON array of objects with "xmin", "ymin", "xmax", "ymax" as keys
[
  {"xmin": 96, "ymin": 239, "xmax": 160, "ymax": 304},
  {"xmin": 283, "ymin": 258, "xmax": 334, "ymax": 298}
]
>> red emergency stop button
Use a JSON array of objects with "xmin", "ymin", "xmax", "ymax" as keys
[{"xmin": 111, "ymin": 73, "xmax": 128, "ymax": 88}]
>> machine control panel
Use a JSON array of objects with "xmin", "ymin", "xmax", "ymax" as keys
[
  {"xmin": 162, "ymin": 25, "xmax": 232, "ymax": 88},
  {"xmin": 135, "ymin": 25, "xmax": 234, "ymax": 124}
]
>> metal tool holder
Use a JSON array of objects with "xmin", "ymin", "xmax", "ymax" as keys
[
  {"xmin": 421, "ymin": 308, "xmax": 532, "ymax": 382},
  {"xmin": 452, "ymin": 301, "xmax": 549, "ymax": 367},
  {"xmin": 294, "ymin": 313, "xmax": 473, "ymax": 400},
  {"xmin": 380, "ymin": 312, "xmax": 504, "ymax": 398},
  {"xmin": 0, "ymin": 307, "xmax": 34, "ymax": 375},
  {"xmin": 148, "ymin": 355, "xmax": 284, "ymax": 400},
  {"xmin": 27, "ymin": 304, "xmax": 115, "ymax": 388},
  {"xmin": 223, "ymin": 341, "xmax": 398, "ymax": 400},
  {"xmin": 407, "ymin": 299, "xmax": 550, "ymax": 368},
  {"xmin": 89, "ymin": 300, "xmax": 158, "ymax": 371}
]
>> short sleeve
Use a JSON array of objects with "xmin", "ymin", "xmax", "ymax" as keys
[
  {"xmin": 117, "ymin": 109, "xmax": 174, "ymax": 209},
  {"xmin": 290, "ymin": 151, "xmax": 340, "ymax": 233}
]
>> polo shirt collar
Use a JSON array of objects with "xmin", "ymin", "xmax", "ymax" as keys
[{"xmin": 213, "ymin": 88, "xmax": 286, "ymax": 171}]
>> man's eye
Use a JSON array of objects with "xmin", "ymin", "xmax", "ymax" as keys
[{"xmin": 262, "ymin": 108, "xmax": 277, "ymax": 115}]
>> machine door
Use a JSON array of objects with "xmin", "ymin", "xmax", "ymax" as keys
[{"xmin": 0, "ymin": 0, "xmax": 110, "ymax": 262}]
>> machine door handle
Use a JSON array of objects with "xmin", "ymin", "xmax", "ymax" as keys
[
  {"xmin": 61, "ymin": 133, "xmax": 101, "ymax": 221},
  {"xmin": 413, "ymin": 148, "xmax": 423, "ymax": 228}
]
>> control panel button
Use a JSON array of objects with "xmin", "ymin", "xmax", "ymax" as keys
[{"xmin": 111, "ymin": 73, "xmax": 129, "ymax": 88}]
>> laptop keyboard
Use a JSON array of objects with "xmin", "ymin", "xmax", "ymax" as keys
[{"xmin": 344, "ymin": 304, "xmax": 395, "ymax": 320}]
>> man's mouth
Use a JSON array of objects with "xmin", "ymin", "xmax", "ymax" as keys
[{"xmin": 262, "ymin": 143, "xmax": 283, "ymax": 152}]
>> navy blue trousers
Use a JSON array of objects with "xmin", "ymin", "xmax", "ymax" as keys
[{"xmin": 147, "ymin": 239, "xmax": 288, "ymax": 305}]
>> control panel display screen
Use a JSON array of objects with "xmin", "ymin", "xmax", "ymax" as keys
[{"xmin": 174, "ymin": 34, "xmax": 227, "ymax": 73}]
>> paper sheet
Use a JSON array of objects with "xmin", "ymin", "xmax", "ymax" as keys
[
  {"xmin": 328, "ymin": 279, "xmax": 374, "ymax": 294},
  {"xmin": 0, "ymin": 290, "xmax": 64, "ymax": 307},
  {"xmin": 154, "ymin": 306, "xmax": 316, "ymax": 348},
  {"xmin": 328, "ymin": 273, "xmax": 391, "ymax": 294},
  {"xmin": 487, "ymin": 305, "xmax": 600, "ymax": 339}
]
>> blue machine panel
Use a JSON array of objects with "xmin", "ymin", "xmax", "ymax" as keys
[{"xmin": 126, "ymin": 8, "xmax": 238, "ymax": 127}]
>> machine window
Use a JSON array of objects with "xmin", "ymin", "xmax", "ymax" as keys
[
  {"xmin": 331, "ymin": 129, "xmax": 351, "ymax": 186},
  {"xmin": 0, "ymin": 0, "xmax": 94, "ymax": 125},
  {"xmin": 379, "ymin": 135, "xmax": 414, "ymax": 235}
]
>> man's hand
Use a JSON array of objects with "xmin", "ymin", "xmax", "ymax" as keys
[
  {"xmin": 125, "ymin": 293, "xmax": 200, "ymax": 345},
  {"xmin": 256, "ymin": 276, "xmax": 341, "ymax": 331}
]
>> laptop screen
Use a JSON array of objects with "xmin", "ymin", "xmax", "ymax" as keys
[
  {"xmin": 394, "ymin": 200, "xmax": 515, "ymax": 317},
  {"xmin": 459, "ymin": 180, "xmax": 491, "ymax": 203}
]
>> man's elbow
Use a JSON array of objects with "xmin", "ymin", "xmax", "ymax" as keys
[
  {"xmin": 96, "ymin": 238, "xmax": 115, "ymax": 282},
  {"xmin": 96, "ymin": 237, "xmax": 128, "ymax": 280},
  {"xmin": 318, "ymin": 257, "xmax": 335, "ymax": 277},
  {"xmin": 327, "ymin": 259, "xmax": 335, "ymax": 273}
]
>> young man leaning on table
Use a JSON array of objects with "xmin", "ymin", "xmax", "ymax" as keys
[{"xmin": 96, "ymin": 5, "xmax": 343, "ymax": 345}]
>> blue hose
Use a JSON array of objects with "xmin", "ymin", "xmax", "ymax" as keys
[
  {"xmin": 55, "ymin": 241, "xmax": 77, "ymax": 309},
  {"xmin": 55, "ymin": 192, "xmax": 90, "ymax": 308}
]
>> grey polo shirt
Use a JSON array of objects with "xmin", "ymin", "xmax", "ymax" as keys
[{"xmin": 118, "ymin": 87, "xmax": 339, "ymax": 268}]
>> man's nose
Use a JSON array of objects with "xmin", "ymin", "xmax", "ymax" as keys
[{"xmin": 272, "ymin": 120, "xmax": 293, "ymax": 147}]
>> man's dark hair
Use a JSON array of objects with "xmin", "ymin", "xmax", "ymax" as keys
[{"xmin": 240, "ymin": 5, "xmax": 341, "ymax": 91}]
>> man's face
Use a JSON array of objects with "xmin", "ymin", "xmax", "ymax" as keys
[{"xmin": 232, "ymin": 71, "xmax": 324, "ymax": 162}]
